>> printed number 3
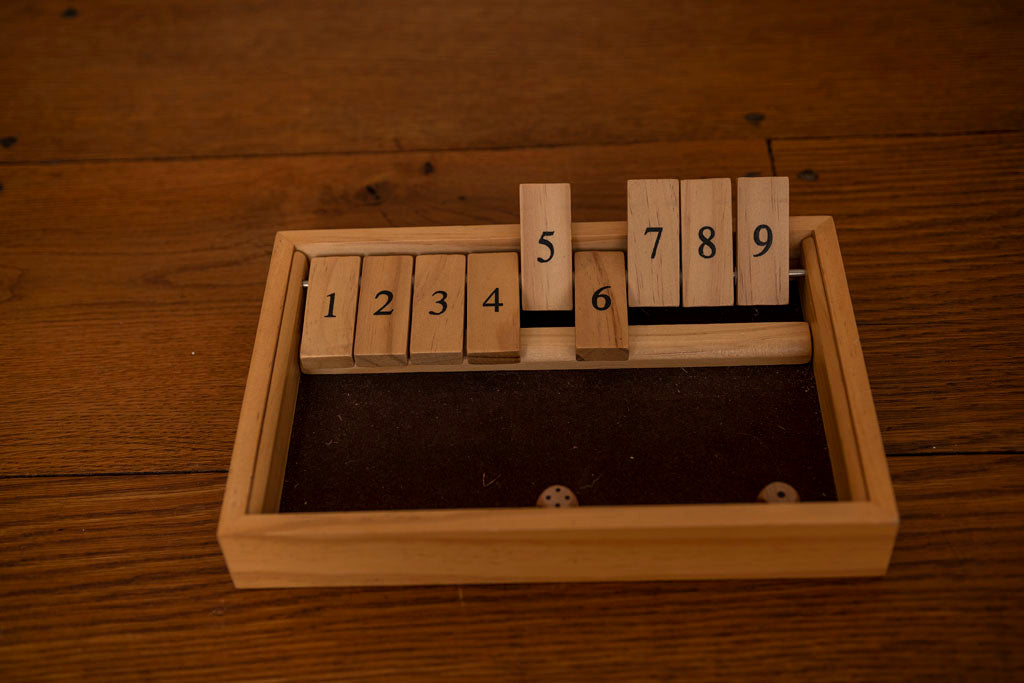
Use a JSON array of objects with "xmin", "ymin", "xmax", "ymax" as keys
[
  {"xmin": 430, "ymin": 290, "xmax": 448, "ymax": 315},
  {"xmin": 537, "ymin": 231, "xmax": 555, "ymax": 263}
]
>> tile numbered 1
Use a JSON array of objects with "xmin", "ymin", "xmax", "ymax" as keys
[{"xmin": 299, "ymin": 256, "xmax": 361, "ymax": 372}]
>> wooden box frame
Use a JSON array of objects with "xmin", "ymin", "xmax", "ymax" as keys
[{"xmin": 217, "ymin": 216, "xmax": 898, "ymax": 588}]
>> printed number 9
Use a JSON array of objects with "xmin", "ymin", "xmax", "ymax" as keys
[{"xmin": 753, "ymin": 224, "xmax": 773, "ymax": 257}]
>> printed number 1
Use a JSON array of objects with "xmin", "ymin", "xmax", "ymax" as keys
[
  {"xmin": 325, "ymin": 292, "xmax": 336, "ymax": 318},
  {"xmin": 644, "ymin": 227, "xmax": 663, "ymax": 258}
]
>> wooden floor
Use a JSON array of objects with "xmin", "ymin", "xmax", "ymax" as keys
[{"xmin": 1, "ymin": 1, "xmax": 1022, "ymax": 679}]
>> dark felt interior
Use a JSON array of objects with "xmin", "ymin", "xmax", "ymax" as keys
[
  {"xmin": 279, "ymin": 281, "xmax": 835, "ymax": 512},
  {"xmin": 280, "ymin": 364, "xmax": 834, "ymax": 512}
]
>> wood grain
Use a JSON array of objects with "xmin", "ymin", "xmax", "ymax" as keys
[
  {"xmin": 574, "ymin": 251, "xmax": 629, "ymax": 361},
  {"xmin": 2, "ymin": 454, "xmax": 1020, "ymax": 679},
  {"xmin": 0, "ymin": 140, "xmax": 769, "ymax": 476},
  {"xmin": 409, "ymin": 254, "xmax": 466, "ymax": 365},
  {"xmin": 352, "ymin": 255, "xmax": 414, "ymax": 367},
  {"xmin": 736, "ymin": 176, "xmax": 789, "ymax": 305},
  {"xmin": 1, "ymin": 1, "xmax": 1023, "ymax": 161},
  {"xmin": 299, "ymin": 256, "xmax": 361, "ymax": 371},
  {"xmin": 1, "ymin": 0, "xmax": 1021, "ymax": 674},
  {"xmin": 627, "ymin": 179, "xmax": 680, "ymax": 307},
  {"xmin": 465, "ymin": 252, "xmax": 520, "ymax": 363},
  {"xmin": 681, "ymin": 178, "xmax": 733, "ymax": 307},
  {"xmin": 520, "ymin": 183, "xmax": 573, "ymax": 310},
  {"xmin": 773, "ymin": 133, "xmax": 1024, "ymax": 453}
]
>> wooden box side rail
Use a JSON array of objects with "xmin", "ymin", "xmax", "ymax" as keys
[
  {"xmin": 217, "ymin": 216, "xmax": 899, "ymax": 587},
  {"xmin": 222, "ymin": 502, "xmax": 893, "ymax": 587},
  {"xmin": 312, "ymin": 322, "xmax": 811, "ymax": 374}
]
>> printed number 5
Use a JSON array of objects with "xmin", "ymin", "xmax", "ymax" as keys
[{"xmin": 537, "ymin": 231, "xmax": 555, "ymax": 263}]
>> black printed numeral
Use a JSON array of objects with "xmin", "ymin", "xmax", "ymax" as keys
[
  {"xmin": 325, "ymin": 292, "xmax": 337, "ymax": 317},
  {"xmin": 430, "ymin": 290, "xmax": 448, "ymax": 315},
  {"xmin": 537, "ymin": 231, "xmax": 555, "ymax": 263},
  {"xmin": 373, "ymin": 290, "xmax": 394, "ymax": 315},
  {"xmin": 644, "ymin": 227, "xmax": 663, "ymax": 258},
  {"xmin": 591, "ymin": 285, "xmax": 612, "ymax": 311},
  {"xmin": 483, "ymin": 287, "xmax": 503, "ymax": 311},
  {"xmin": 698, "ymin": 226, "xmax": 716, "ymax": 259},
  {"xmin": 753, "ymin": 224, "xmax": 773, "ymax": 257}
]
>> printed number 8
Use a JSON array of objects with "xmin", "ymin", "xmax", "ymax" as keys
[{"xmin": 698, "ymin": 226, "xmax": 716, "ymax": 259}]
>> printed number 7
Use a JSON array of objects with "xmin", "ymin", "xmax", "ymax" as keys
[{"xmin": 644, "ymin": 227, "xmax": 663, "ymax": 259}]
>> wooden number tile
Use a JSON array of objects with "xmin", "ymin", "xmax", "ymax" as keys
[
  {"xmin": 627, "ymin": 179, "xmax": 680, "ymax": 307},
  {"xmin": 736, "ymin": 176, "xmax": 790, "ymax": 305},
  {"xmin": 574, "ymin": 251, "xmax": 629, "ymax": 361},
  {"xmin": 466, "ymin": 252, "xmax": 520, "ymax": 364},
  {"xmin": 519, "ymin": 183, "xmax": 573, "ymax": 311},
  {"xmin": 409, "ymin": 253, "xmax": 466, "ymax": 365},
  {"xmin": 681, "ymin": 178, "xmax": 734, "ymax": 307},
  {"xmin": 353, "ymin": 255, "xmax": 414, "ymax": 366},
  {"xmin": 299, "ymin": 256, "xmax": 361, "ymax": 372}
]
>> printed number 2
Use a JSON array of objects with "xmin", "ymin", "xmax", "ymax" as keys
[
  {"xmin": 373, "ymin": 290, "xmax": 394, "ymax": 315},
  {"xmin": 537, "ymin": 231, "xmax": 555, "ymax": 263},
  {"xmin": 483, "ymin": 288, "xmax": 503, "ymax": 311},
  {"xmin": 644, "ymin": 227, "xmax": 663, "ymax": 258}
]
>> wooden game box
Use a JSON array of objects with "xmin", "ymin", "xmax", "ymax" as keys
[{"xmin": 217, "ymin": 214, "xmax": 898, "ymax": 588}]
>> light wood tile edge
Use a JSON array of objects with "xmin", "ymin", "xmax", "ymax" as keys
[{"xmin": 306, "ymin": 322, "xmax": 809, "ymax": 374}]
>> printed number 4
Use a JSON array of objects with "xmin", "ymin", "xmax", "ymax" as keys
[{"xmin": 483, "ymin": 288, "xmax": 503, "ymax": 311}]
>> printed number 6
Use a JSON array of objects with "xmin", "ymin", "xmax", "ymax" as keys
[
  {"xmin": 591, "ymin": 285, "xmax": 611, "ymax": 311},
  {"xmin": 537, "ymin": 231, "xmax": 555, "ymax": 263}
]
